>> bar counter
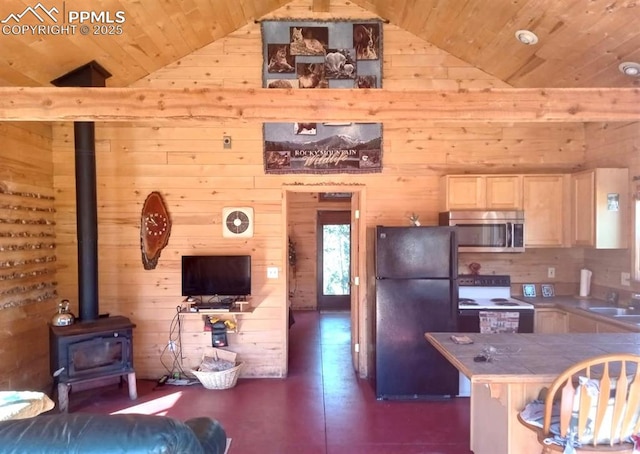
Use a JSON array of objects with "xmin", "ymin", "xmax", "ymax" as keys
[{"xmin": 424, "ymin": 332, "xmax": 640, "ymax": 454}]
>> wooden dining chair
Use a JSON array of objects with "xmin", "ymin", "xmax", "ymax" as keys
[{"xmin": 518, "ymin": 353, "xmax": 640, "ymax": 453}]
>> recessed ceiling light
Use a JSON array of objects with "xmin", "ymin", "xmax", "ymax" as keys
[
  {"xmin": 515, "ymin": 30, "xmax": 539, "ymax": 45},
  {"xmin": 619, "ymin": 62, "xmax": 640, "ymax": 77}
]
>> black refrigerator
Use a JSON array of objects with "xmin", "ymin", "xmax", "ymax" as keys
[{"xmin": 374, "ymin": 225, "xmax": 459, "ymax": 399}]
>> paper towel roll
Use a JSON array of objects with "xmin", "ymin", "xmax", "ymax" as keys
[{"xmin": 579, "ymin": 269, "xmax": 592, "ymax": 297}]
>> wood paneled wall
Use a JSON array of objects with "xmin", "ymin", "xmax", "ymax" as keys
[
  {"xmin": 0, "ymin": 122, "xmax": 55, "ymax": 390},
  {"xmin": 4, "ymin": 0, "xmax": 631, "ymax": 388}
]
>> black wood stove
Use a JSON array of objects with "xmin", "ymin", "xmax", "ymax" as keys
[{"xmin": 50, "ymin": 62, "xmax": 137, "ymax": 412}]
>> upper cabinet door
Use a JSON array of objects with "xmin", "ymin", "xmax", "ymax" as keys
[
  {"xmin": 571, "ymin": 168, "xmax": 628, "ymax": 249},
  {"xmin": 441, "ymin": 175, "xmax": 521, "ymax": 211},
  {"xmin": 571, "ymin": 171, "xmax": 596, "ymax": 247},
  {"xmin": 441, "ymin": 176, "xmax": 485, "ymax": 210},
  {"xmin": 485, "ymin": 176, "xmax": 522, "ymax": 210},
  {"xmin": 523, "ymin": 175, "xmax": 568, "ymax": 247}
]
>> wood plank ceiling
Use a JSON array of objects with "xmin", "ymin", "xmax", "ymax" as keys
[{"xmin": 0, "ymin": 0, "xmax": 638, "ymax": 88}]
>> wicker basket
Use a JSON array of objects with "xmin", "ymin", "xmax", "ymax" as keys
[{"xmin": 191, "ymin": 348, "xmax": 242, "ymax": 390}]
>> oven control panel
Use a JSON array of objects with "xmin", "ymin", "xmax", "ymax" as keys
[{"xmin": 458, "ymin": 275, "xmax": 511, "ymax": 287}]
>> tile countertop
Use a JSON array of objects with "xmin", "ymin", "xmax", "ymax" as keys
[
  {"xmin": 425, "ymin": 332, "xmax": 640, "ymax": 383},
  {"xmin": 514, "ymin": 294, "xmax": 597, "ymax": 309},
  {"xmin": 513, "ymin": 295, "xmax": 640, "ymax": 332}
]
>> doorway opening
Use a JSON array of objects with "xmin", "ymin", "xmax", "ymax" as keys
[
  {"xmin": 317, "ymin": 210, "xmax": 351, "ymax": 311},
  {"xmin": 284, "ymin": 186, "xmax": 366, "ymax": 377}
]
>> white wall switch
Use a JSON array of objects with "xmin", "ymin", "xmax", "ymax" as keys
[
  {"xmin": 547, "ymin": 267, "xmax": 556, "ymax": 279},
  {"xmin": 267, "ymin": 267, "xmax": 279, "ymax": 279},
  {"xmin": 621, "ymin": 272, "xmax": 631, "ymax": 286}
]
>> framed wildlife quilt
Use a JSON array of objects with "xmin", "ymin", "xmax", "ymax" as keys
[
  {"xmin": 263, "ymin": 122, "xmax": 382, "ymax": 174},
  {"xmin": 261, "ymin": 19, "xmax": 382, "ymax": 89}
]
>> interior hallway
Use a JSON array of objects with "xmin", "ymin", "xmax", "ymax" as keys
[{"xmin": 72, "ymin": 310, "xmax": 472, "ymax": 453}]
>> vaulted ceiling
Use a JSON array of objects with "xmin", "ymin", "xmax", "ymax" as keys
[{"xmin": 0, "ymin": 0, "xmax": 638, "ymax": 88}]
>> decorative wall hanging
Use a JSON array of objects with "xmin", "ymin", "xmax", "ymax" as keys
[
  {"xmin": 140, "ymin": 191, "xmax": 172, "ymax": 270},
  {"xmin": 261, "ymin": 19, "xmax": 383, "ymax": 89},
  {"xmin": 261, "ymin": 20, "xmax": 383, "ymax": 174},
  {"xmin": 263, "ymin": 122, "xmax": 382, "ymax": 174},
  {"xmin": 0, "ymin": 186, "xmax": 57, "ymax": 310}
]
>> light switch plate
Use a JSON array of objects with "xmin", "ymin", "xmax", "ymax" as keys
[
  {"xmin": 621, "ymin": 272, "xmax": 631, "ymax": 286},
  {"xmin": 267, "ymin": 267, "xmax": 279, "ymax": 279}
]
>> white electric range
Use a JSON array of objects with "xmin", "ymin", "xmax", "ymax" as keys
[
  {"xmin": 457, "ymin": 274, "xmax": 534, "ymax": 332},
  {"xmin": 458, "ymin": 274, "xmax": 535, "ymax": 310}
]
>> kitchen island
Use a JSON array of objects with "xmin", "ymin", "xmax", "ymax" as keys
[{"xmin": 424, "ymin": 332, "xmax": 640, "ymax": 454}]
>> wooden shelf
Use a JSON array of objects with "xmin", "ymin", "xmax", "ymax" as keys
[
  {"xmin": 178, "ymin": 304, "xmax": 254, "ymax": 334},
  {"xmin": 179, "ymin": 305, "xmax": 254, "ymax": 316}
]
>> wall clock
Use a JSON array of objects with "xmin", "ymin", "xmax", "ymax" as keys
[{"xmin": 140, "ymin": 191, "xmax": 172, "ymax": 270}]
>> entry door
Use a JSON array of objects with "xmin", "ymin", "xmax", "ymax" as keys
[{"xmin": 317, "ymin": 211, "xmax": 351, "ymax": 311}]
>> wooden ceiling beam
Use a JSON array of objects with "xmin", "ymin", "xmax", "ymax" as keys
[
  {"xmin": 0, "ymin": 87, "xmax": 638, "ymax": 122},
  {"xmin": 312, "ymin": 0, "xmax": 330, "ymax": 12}
]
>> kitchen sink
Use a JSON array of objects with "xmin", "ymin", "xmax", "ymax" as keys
[{"xmin": 588, "ymin": 307, "xmax": 632, "ymax": 316}]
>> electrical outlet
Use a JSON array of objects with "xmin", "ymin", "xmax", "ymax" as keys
[
  {"xmin": 547, "ymin": 267, "xmax": 556, "ymax": 279},
  {"xmin": 168, "ymin": 341, "xmax": 177, "ymax": 352},
  {"xmin": 267, "ymin": 267, "xmax": 279, "ymax": 279},
  {"xmin": 621, "ymin": 272, "xmax": 631, "ymax": 286}
]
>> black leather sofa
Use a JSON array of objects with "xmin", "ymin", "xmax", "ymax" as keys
[{"xmin": 0, "ymin": 413, "xmax": 227, "ymax": 453}]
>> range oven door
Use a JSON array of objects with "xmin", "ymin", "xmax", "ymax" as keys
[{"xmin": 457, "ymin": 309, "xmax": 534, "ymax": 333}]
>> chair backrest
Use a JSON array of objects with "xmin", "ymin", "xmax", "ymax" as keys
[{"xmin": 542, "ymin": 353, "xmax": 640, "ymax": 447}]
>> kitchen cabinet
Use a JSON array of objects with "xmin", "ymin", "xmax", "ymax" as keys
[
  {"xmin": 440, "ymin": 175, "xmax": 521, "ymax": 210},
  {"xmin": 570, "ymin": 168, "xmax": 628, "ymax": 249},
  {"xmin": 522, "ymin": 175, "xmax": 568, "ymax": 247},
  {"xmin": 537, "ymin": 306, "xmax": 639, "ymax": 334},
  {"xmin": 596, "ymin": 320, "xmax": 635, "ymax": 333},
  {"xmin": 442, "ymin": 173, "xmax": 569, "ymax": 247},
  {"xmin": 567, "ymin": 312, "xmax": 598, "ymax": 333},
  {"xmin": 534, "ymin": 308, "xmax": 567, "ymax": 333},
  {"xmin": 566, "ymin": 311, "xmax": 636, "ymax": 333},
  {"xmin": 486, "ymin": 176, "xmax": 522, "ymax": 209}
]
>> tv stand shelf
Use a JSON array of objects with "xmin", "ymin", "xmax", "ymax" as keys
[{"xmin": 178, "ymin": 304, "xmax": 254, "ymax": 333}]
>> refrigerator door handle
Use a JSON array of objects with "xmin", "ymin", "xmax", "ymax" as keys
[
  {"xmin": 449, "ymin": 230, "xmax": 458, "ymax": 279},
  {"xmin": 450, "ymin": 281, "xmax": 458, "ymax": 326}
]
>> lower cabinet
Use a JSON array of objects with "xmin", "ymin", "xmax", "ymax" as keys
[
  {"xmin": 597, "ymin": 320, "xmax": 635, "ymax": 333},
  {"xmin": 567, "ymin": 312, "xmax": 597, "ymax": 333},
  {"xmin": 534, "ymin": 308, "xmax": 567, "ymax": 333},
  {"xmin": 536, "ymin": 308, "xmax": 637, "ymax": 334}
]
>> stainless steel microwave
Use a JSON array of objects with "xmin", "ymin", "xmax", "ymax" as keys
[{"xmin": 438, "ymin": 211, "xmax": 525, "ymax": 253}]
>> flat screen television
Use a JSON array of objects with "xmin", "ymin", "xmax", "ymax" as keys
[{"xmin": 181, "ymin": 255, "xmax": 251, "ymax": 297}]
